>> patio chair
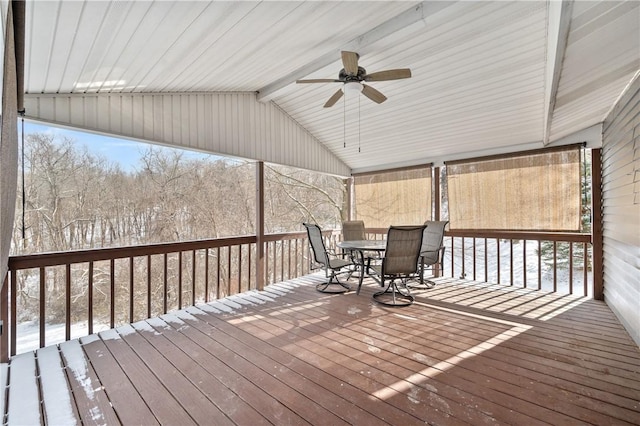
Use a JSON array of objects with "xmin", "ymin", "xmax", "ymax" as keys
[
  {"xmin": 342, "ymin": 220, "xmax": 366, "ymax": 241},
  {"xmin": 341, "ymin": 220, "xmax": 366, "ymax": 277},
  {"xmin": 371, "ymin": 225, "xmax": 426, "ymax": 306},
  {"xmin": 413, "ymin": 220, "xmax": 449, "ymax": 288},
  {"xmin": 304, "ymin": 222, "xmax": 354, "ymax": 293}
]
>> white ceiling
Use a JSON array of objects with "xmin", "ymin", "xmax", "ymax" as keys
[{"xmin": 22, "ymin": 1, "xmax": 640, "ymax": 174}]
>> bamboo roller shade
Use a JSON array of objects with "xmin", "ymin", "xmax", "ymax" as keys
[
  {"xmin": 446, "ymin": 147, "xmax": 582, "ymax": 231},
  {"xmin": 354, "ymin": 167, "xmax": 432, "ymax": 229}
]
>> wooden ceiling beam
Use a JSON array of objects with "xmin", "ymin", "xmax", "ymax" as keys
[{"xmin": 543, "ymin": 0, "xmax": 574, "ymax": 145}]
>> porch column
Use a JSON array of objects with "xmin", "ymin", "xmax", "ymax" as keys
[
  {"xmin": 591, "ymin": 148, "xmax": 603, "ymax": 300},
  {"xmin": 434, "ymin": 166, "xmax": 441, "ymax": 221},
  {"xmin": 255, "ymin": 161, "xmax": 265, "ymax": 291}
]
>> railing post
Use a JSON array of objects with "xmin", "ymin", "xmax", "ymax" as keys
[
  {"xmin": 591, "ymin": 148, "xmax": 604, "ymax": 300},
  {"xmin": 256, "ymin": 161, "xmax": 265, "ymax": 291},
  {"xmin": 1, "ymin": 273, "xmax": 8, "ymax": 362}
]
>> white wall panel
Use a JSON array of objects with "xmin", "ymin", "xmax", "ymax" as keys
[
  {"xmin": 602, "ymin": 75, "xmax": 640, "ymax": 346},
  {"xmin": 24, "ymin": 92, "xmax": 350, "ymax": 177}
]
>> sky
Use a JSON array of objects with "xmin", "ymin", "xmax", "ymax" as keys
[{"xmin": 23, "ymin": 120, "xmax": 220, "ymax": 172}]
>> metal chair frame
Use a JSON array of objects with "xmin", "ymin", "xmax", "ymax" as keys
[
  {"xmin": 304, "ymin": 222, "xmax": 353, "ymax": 293},
  {"xmin": 371, "ymin": 225, "xmax": 426, "ymax": 306},
  {"xmin": 413, "ymin": 220, "xmax": 449, "ymax": 289}
]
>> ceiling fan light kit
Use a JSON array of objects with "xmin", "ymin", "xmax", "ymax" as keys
[
  {"xmin": 296, "ymin": 51, "xmax": 412, "ymax": 108},
  {"xmin": 344, "ymin": 81, "xmax": 363, "ymax": 94}
]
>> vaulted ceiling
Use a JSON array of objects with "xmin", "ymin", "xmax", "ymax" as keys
[{"xmin": 20, "ymin": 1, "xmax": 640, "ymax": 175}]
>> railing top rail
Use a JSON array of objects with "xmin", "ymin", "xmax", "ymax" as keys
[
  {"xmin": 9, "ymin": 235, "xmax": 257, "ymax": 270},
  {"xmin": 366, "ymin": 228, "xmax": 591, "ymax": 243},
  {"xmin": 8, "ymin": 228, "xmax": 591, "ymax": 272}
]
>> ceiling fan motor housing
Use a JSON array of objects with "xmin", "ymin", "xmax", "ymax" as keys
[{"xmin": 339, "ymin": 66, "xmax": 367, "ymax": 81}]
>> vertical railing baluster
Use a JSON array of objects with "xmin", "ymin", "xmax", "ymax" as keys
[
  {"xmin": 129, "ymin": 257, "xmax": 134, "ymax": 323},
  {"xmin": 497, "ymin": 238, "xmax": 501, "ymax": 284},
  {"xmin": 204, "ymin": 249, "xmax": 210, "ymax": 302},
  {"xmin": 147, "ymin": 255, "xmax": 152, "ymax": 319},
  {"xmin": 288, "ymin": 240, "xmax": 292, "ymax": 280},
  {"xmin": 110, "ymin": 259, "xmax": 115, "ymax": 328},
  {"xmin": 583, "ymin": 242, "xmax": 588, "ymax": 296},
  {"xmin": 265, "ymin": 241, "xmax": 270, "ymax": 285},
  {"xmin": 192, "ymin": 249, "xmax": 197, "ymax": 306},
  {"xmin": 88, "ymin": 262, "xmax": 94, "ymax": 336},
  {"xmin": 216, "ymin": 247, "xmax": 221, "ymax": 299},
  {"xmin": 484, "ymin": 238, "xmax": 488, "ymax": 283},
  {"xmin": 248, "ymin": 244, "xmax": 252, "ymax": 290},
  {"xmin": 163, "ymin": 253, "xmax": 168, "ymax": 314},
  {"xmin": 537, "ymin": 241, "xmax": 542, "ymax": 290},
  {"xmin": 272, "ymin": 242, "xmax": 276, "ymax": 285},
  {"xmin": 461, "ymin": 237, "xmax": 465, "ymax": 279},
  {"xmin": 178, "ymin": 251, "xmax": 183, "ymax": 309},
  {"xmin": 238, "ymin": 245, "xmax": 243, "ymax": 294},
  {"xmin": 509, "ymin": 240, "xmax": 514, "ymax": 286},
  {"xmin": 280, "ymin": 241, "xmax": 284, "ymax": 282},
  {"xmin": 472, "ymin": 237, "xmax": 476, "ymax": 281},
  {"xmin": 523, "ymin": 240, "xmax": 527, "ymax": 288},
  {"xmin": 450, "ymin": 237, "xmax": 455, "ymax": 278},
  {"xmin": 294, "ymin": 239, "xmax": 298, "ymax": 278},
  {"xmin": 227, "ymin": 246, "xmax": 232, "ymax": 296},
  {"xmin": 569, "ymin": 243, "xmax": 574, "ymax": 295},
  {"xmin": 66, "ymin": 263, "xmax": 71, "ymax": 341},
  {"xmin": 40, "ymin": 267, "xmax": 45, "ymax": 348},
  {"xmin": 553, "ymin": 241, "xmax": 558, "ymax": 292}
]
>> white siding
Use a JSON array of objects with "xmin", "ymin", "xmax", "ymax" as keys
[
  {"xmin": 601, "ymin": 75, "xmax": 640, "ymax": 346},
  {"xmin": 24, "ymin": 92, "xmax": 350, "ymax": 177}
]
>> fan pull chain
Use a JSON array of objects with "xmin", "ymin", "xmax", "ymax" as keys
[{"xmin": 358, "ymin": 95, "xmax": 361, "ymax": 153}]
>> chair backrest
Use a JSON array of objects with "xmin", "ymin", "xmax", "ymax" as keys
[
  {"xmin": 421, "ymin": 221, "xmax": 449, "ymax": 263},
  {"xmin": 303, "ymin": 223, "xmax": 329, "ymax": 267},
  {"xmin": 342, "ymin": 220, "xmax": 365, "ymax": 241},
  {"xmin": 383, "ymin": 225, "xmax": 426, "ymax": 275}
]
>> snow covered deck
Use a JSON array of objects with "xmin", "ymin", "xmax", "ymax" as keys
[{"xmin": 3, "ymin": 275, "xmax": 640, "ymax": 425}]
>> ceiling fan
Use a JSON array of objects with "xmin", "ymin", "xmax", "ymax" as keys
[{"xmin": 296, "ymin": 51, "xmax": 412, "ymax": 108}]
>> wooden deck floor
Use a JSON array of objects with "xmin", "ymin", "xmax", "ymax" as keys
[{"xmin": 3, "ymin": 275, "xmax": 640, "ymax": 425}]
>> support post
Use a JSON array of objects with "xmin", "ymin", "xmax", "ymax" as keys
[
  {"xmin": 256, "ymin": 161, "xmax": 265, "ymax": 291},
  {"xmin": 433, "ymin": 166, "xmax": 441, "ymax": 277},
  {"xmin": 346, "ymin": 177, "xmax": 354, "ymax": 221},
  {"xmin": 591, "ymin": 148, "xmax": 603, "ymax": 300},
  {"xmin": 434, "ymin": 166, "xmax": 440, "ymax": 221}
]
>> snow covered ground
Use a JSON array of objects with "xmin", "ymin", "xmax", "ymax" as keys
[{"xmin": 443, "ymin": 237, "xmax": 593, "ymax": 297}]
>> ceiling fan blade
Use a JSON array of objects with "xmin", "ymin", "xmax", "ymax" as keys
[
  {"xmin": 341, "ymin": 51, "xmax": 359, "ymax": 75},
  {"xmin": 323, "ymin": 89, "xmax": 344, "ymax": 108},
  {"xmin": 364, "ymin": 69, "xmax": 412, "ymax": 81},
  {"xmin": 296, "ymin": 79, "xmax": 341, "ymax": 84},
  {"xmin": 361, "ymin": 84, "xmax": 387, "ymax": 104}
]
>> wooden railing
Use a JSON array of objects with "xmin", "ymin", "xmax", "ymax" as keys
[
  {"xmin": 1, "ymin": 230, "xmax": 341, "ymax": 360},
  {"xmin": 367, "ymin": 228, "xmax": 593, "ymax": 296},
  {"xmin": 0, "ymin": 228, "xmax": 591, "ymax": 360}
]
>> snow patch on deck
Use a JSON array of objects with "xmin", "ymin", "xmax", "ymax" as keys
[{"xmin": 38, "ymin": 345, "xmax": 77, "ymax": 425}]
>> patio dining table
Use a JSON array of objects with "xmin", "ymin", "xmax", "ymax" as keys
[{"xmin": 336, "ymin": 239, "xmax": 386, "ymax": 294}]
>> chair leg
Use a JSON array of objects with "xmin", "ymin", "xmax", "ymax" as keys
[
  {"xmin": 372, "ymin": 278, "xmax": 414, "ymax": 306},
  {"xmin": 316, "ymin": 269, "xmax": 351, "ymax": 294},
  {"xmin": 408, "ymin": 261, "xmax": 437, "ymax": 290}
]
